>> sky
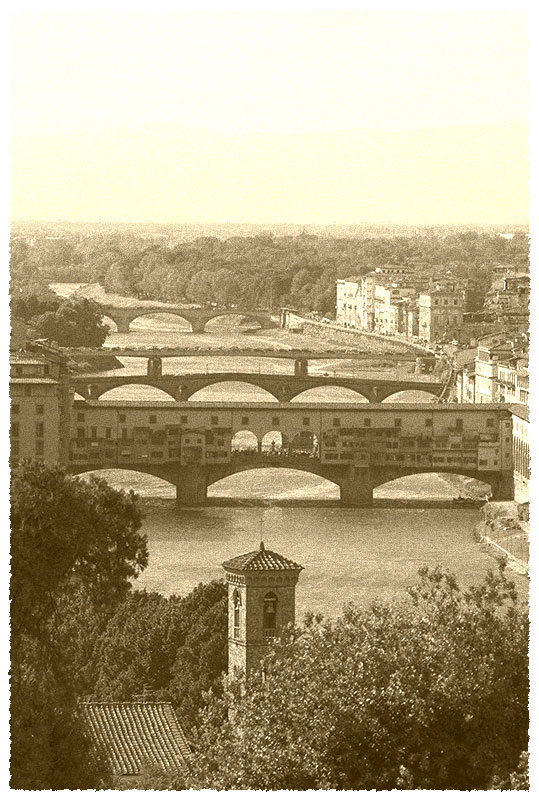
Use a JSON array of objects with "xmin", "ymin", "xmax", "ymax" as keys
[{"xmin": 9, "ymin": 11, "xmax": 529, "ymax": 225}]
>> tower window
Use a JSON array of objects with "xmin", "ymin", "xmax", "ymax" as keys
[
  {"xmin": 233, "ymin": 590, "xmax": 241, "ymax": 639},
  {"xmin": 263, "ymin": 592, "xmax": 278, "ymax": 636}
]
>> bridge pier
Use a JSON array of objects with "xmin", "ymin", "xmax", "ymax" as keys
[
  {"xmin": 294, "ymin": 357, "xmax": 309, "ymax": 377},
  {"xmin": 190, "ymin": 320, "xmax": 205, "ymax": 334},
  {"xmin": 489, "ymin": 472, "xmax": 515, "ymax": 502},
  {"xmin": 115, "ymin": 319, "xmax": 131, "ymax": 334},
  {"xmin": 147, "ymin": 357, "xmax": 163, "ymax": 378},
  {"xmin": 339, "ymin": 467, "xmax": 374, "ymax": 506},
  {"xmin": 176, "ymin": 466, "xmax": 208, "ymax": 506}
]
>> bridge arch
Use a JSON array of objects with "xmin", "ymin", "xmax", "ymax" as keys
[
  {"xmin": 203, "ymin": 312, "xmax": 264, "ymax": 332},
  {"xmin": 101, "ymin": 315, "xmax": 118, "ymax": 333},
  {"xmin": 381, "ymin": 388, "xmax": 440, "ymax": 403},
  {"xmin": 372, "ymin": 471, "xmax": 492, "ymax": 500},
  {"xmin": 231, "ymin": 429, "xmax": 259, "ymax": 452},
  {"xmin": 70, "ymin": 467, "xmax": 177, "ymax": 497},
  {"xmin": 289, "ymin": 386, "xmax": 370, "ymax": 403},
  {"xmin": 128, "ymin": 311, "xmax": 193, "ymax": 332},
  {"xmin": 206, "ymin": 465, "xmax": 340, "ymax": 500},
  {"xmin": 187, "ymin": 379, "xmax": 279, "ymax": 402},
  {"xmin": 96, "ymin": 383, "xmax": 177, "ymax": 401}
]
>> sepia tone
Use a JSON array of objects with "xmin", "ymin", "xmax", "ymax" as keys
[{"xmin": 9, "ymin": 11, "xmax": 529, "ymax": 790}]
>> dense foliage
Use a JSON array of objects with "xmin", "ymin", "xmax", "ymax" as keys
[
  {"xmin": 10, "ymin": 230, "xmax": 530, "ymax": 316},
  {"xmin": 11, "ymin": 282, "xmax": 108, "ymax": 346},
  {"xmin": 157, "ymin": 564, "xmax": 528, "ymax": 791},
  {"xmin": 92, "ymin": 581, "xmax": 227, "ymax": 733},
  {"xmin": 10, "ymin": 461, "xmax": 147, "ymax": 789}
]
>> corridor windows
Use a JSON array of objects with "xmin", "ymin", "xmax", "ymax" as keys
[
  {"xmin": 302, "ymin": 417, "xmax": 310, "ymax": 426},
  {"xmin": 455, "ymin": 418, "xmax": 463, "ymax": 431},
  {"xmin": 77, "ymin": 412, "xmax": 85, "ymax": 421},
  {"xmin": 105, "ymin": 428, "xmax": 112, "ymax": 439},
  {"xmin": 333, "ymin": 418, "xmax": 341, "ymax": 427},
  {"xmin": 211, "ymin": 416, "xmax": 218, "ymax": 425},
  {"xmin": 394, "ymin": 418, "xmax": 402, "ymax": 428},
  {"xmin": 486, "ymin": 419, "xmax": 494, "ymax": 428},
  {"xmin": 180, "ymin": 415, "xmax": 188, "ymax": 424},
  {"xmin": 35, "ymin": 422, "xmax": 44, "ymax": 438},
  {"xmin": 363, "ymin": 418, "xmax": 371, "ymax": 427},
  {"xmin": 36, "ymin": 404, "xmax": 44, "ymax": 415},
  {"xmin": 425, "ymin": 418, "xmax": 433, "ymax": 427},
  {"xmin": 149, "ymin": 415, "xmax": 157, "ymax": 424},
  {"xmin": 119, "ymin": 414, "xmax": 126, "ymax": 423},
  {"xmin": 241, "ymin": 416, "xmax": 249, "ymax": 426},
  {"xmin": 272, "ymin": 416, "xmax": 280, "ymax": 426}
]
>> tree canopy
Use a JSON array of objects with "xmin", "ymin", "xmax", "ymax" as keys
[
  {"xmin": 10, "ymin": 462, "xmax": 147, "ymax": 789},
  {"xmin": 172, "ymin": 564, "xmax": 529, "ymax": 791}
]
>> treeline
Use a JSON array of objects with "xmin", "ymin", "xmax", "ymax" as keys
[{"xmin": 10, "ymin": 230, "xmax": 530, "ymax": 315}]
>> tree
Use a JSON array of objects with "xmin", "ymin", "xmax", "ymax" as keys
[
  {"xmin": 32, "ymin": 297, "xmax": 109, "ymax": 346},
  {"xmin": 181, "ymin": 564, "xmax": 528, "ymax": 790},
  {"xmin": 10, "ymin": 461, "xmax": 147, "ymax": 788},
  {"xmin": 92, "ymin": 581, "xmax": 227, "ymax": 733}
]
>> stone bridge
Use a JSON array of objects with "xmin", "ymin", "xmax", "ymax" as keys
[
  {"xmin": 71, "ymin": 370, "xmax": 443, "ymax": 403},
  {"xmin": 69, "ymin": 454, "xmax": 512, "ymax": 507},
  {"xmin": 67, "ymin": 401, "xmax": 515, "ymax": 505},
  {"xmin": 98, "ymin": 303, "xmax": 276, "ymax": 333}
]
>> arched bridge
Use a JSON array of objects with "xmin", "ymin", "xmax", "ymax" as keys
[
  {"xmin": 67, "ymin": 401, "xmax": 515, "ymax": 505},
  {"xmin": 98, "ymin": 303, "xmax": 276, "ymax": 334},
  {"xmin": 71, "ymin": 370, "xmax": 444, "ymax": 403}
]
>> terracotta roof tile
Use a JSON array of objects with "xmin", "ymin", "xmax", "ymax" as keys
[
  {"xmin": 222, "ymin": 542, "xmax": 303, "ymax": 572},
  {"xmin": 80, "ymin": 702, "xmax": 191, "ymax": 776}
]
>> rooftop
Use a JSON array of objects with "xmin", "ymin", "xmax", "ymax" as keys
[
  {"xmin": 80, "ymin": 702, "xmax": 191, "ymax": 777},
  {"xmin": 222, "ymin": 541, "xmax": 303, "ymax": 572}
]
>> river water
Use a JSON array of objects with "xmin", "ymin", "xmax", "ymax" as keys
[{"xmin": 53, "ymin": 284, "xmax": 527, "ymax": 613}]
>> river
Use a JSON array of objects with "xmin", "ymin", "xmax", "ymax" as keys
[{"xmin": 53, "ymin": 283, "xmax": 528, "ymax": 613}]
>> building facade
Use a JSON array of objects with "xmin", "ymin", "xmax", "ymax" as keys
[{"xmin": 223, "ymin": 543, "xmax": 303, "ymax": 677}]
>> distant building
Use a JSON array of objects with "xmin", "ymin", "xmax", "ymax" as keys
[
  {"xmin": 9, "ymin": 342, "xmax": 74, "ymax": 466},
  {"xmin": 223, "ymin": 542, "xmax": 304, "ymax": 677},
  {"xmin": 335, "ymin": 279, "xmax": 361, "ymax": 327},
  {"xmin": 418, "ymin": 286, "xmax": 465, "ymax": 343},
  {"xmin": 80, "ymin": 702, "xmax": 191, "ymax": 786}
]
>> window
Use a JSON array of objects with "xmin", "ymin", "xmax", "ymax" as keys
[
  {"xmin": 149, "ymin": 415, "xmax": 157, "ymax": 424},
  {"xmin": 211, "ymin": 416, "xmax": 218, "ymax": 425},
  {"xmin": 91, "ymin": 426, "xmax": 97, "ymax": 439},
  {"xmin": 11, "ymin": 422, "xmax": 19, "ymax": 438},
  {"xmin": 272, "ymin": 416, "xmax": 280, "ymax": 426},
  {"xmin": 454, "ymin": 300, "xmax": 458, "ymax": 306},
  {"xmin": 36, "ymin": 422, "xmax": 44, "ymax": 438},
  {"xmin": 364, "ymin": 418, "xmax": 371, "ymax": 427},
  {"xmin": 241, "ymin": 416, "xmax": 249, "ymax": 426},
  {"xmin": 77, "ymin": 427, "xmax": 85, "ymax": 439},
  {"xmin": 479, "ymin": 459, "xmax": 488, "ymax": 466},
  {"xmin": 36, "ymin": 440, "xmax": 44, "ymax": 455},
  {"xmin": 35, "ymin": 404, "xmax": 44, "ymax": 415},
  {"xmin": 263, "ymin": 592, "xmax": 277, "ymax": 634},
  {"xmin": 121, "ymin": 428, "xmax": 128, "ymax": 440},
  {"xmin": 394, "ymin": 418, "xmax": 402, "ymax": 428},
  {"xmin": 302, "ymin": 417, "xmax": 310, "ymax": 426},
  {"xmin": 24, "ymin": 386, "xmax": 31, "ymax": 396},
  {"xmin": 181, "ymin": 415, "xmax": 188, "ymax": 424},
  {"xmin": 44, "ymin": 365, "xmax": 50, "ymax": 375},
  {"xmin": 12, "ymin": 404, "xmax": 19, "ymax": 414},
  {"xmin": 217, "ymin": 438, "xmax": 224, "ymax": 447},
  {"xmin": 233, "ymin": 590, "xmax": 241, "ymax": 638},
  {"xmin": 425, "ymin": 418, "xmax": 432, "ymax": 427},
  {"xmin": 486, "ymin": 419, "xmax": 494, "ymax": 428},
  {"xmin": 119, "ymin": 414, "xmax": 126, "ymax": 423},
  {"xmin": 333, "ymin": 418, "xmax": 341, "ymax": 427},
  {"xmin": 455, "ymin": 418, "xmax": 463, "ymax": 431},
  {"xmin": 105, "ymin": 428, "xmax": 112, "ymax": 439},
  {"xmin": 77, "ymin": 412, "xmax": 85, "ymax": 421}
]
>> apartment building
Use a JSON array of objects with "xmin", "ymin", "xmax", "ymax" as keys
[
  {"xmin": 418, "ymin": 286, "xmax": 465, "ymax": 343},
  {"xmin": 9, "ymin": 343, "xmax": 74, "ymax": 466}
]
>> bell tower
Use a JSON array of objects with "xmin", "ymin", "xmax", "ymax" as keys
[{"xmin": 222, "ymin": 542, "xmax": 304, "ymax": 677}]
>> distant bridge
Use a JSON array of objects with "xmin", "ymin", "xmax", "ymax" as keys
[
  {"xmin": 97, "ymin": 303, "xmax": 276, "ymax": 334},
  {"xmin": 68, "ymin": 401, "xmax": 515, "ymax": 505},
  {"xmin": 71, "ymin": 370, "xmax": 444, "ymax": 403}
]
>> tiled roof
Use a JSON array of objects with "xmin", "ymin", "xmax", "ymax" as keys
[
  {"xmin": 80, "ymin": 702, "xmax": 191, "ymax": 776},
  {"xmin": 222, "ymin": 542, "xmax": 304, "ymax": 572}
]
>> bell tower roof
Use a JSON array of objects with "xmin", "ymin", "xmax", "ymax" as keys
[{"xmin": 222, "ymin": 543, "xmax": 303, "ymax": 573}]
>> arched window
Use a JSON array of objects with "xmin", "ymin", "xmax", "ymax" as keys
[
  {"xmin": 263, "ymin": 592, "xmax": 278, "ymax": 637},
  {"xmin": 233, "ymin": 590, "xmax": 241, "ymax": 639}
]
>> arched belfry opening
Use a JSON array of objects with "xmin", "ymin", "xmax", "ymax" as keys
[{"xmin": 222, "ymin": 542, "xmax": 303, "ymax": 678}]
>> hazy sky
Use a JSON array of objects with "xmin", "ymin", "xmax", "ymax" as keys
[{"xmin": 10, "ymin": 11, "xmax": 529, "ymax": 224}]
